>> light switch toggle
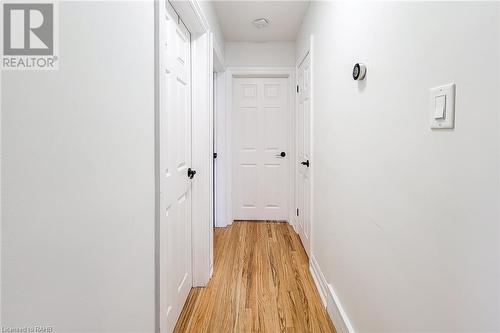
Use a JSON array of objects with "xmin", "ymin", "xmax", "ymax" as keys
[
  {"xmin": 434, "ymin": 95, "xmax": 446, "ymax": 119},
  {"xmin": 430, "ymin": 83, "xmax": 455, "ymax": 129}
]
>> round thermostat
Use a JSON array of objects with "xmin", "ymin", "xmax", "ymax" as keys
[{"xmin": 352, "ymin": 63, "xmax": 367, "ymax": 81}]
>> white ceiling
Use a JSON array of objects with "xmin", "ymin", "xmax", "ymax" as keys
[{"xmin": 213, "ymin": 1, "xmax": 310, "ymax": 42}]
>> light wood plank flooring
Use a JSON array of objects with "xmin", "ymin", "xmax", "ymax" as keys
[{"xmin": 174, "ymin": 221, "xmax": 336, "ymax": 333}]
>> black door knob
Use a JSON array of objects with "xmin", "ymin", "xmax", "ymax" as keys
[
  {"xmin": 187, "ymin": 168, "xmax": 196, "ymax": 179},
  {"xmin": 275, "ymin": 151, "xmax": 286, "ymax": 158},
  {"xmin": 301, "ymin": 160, "xmax": 310, "ymax": 167}
]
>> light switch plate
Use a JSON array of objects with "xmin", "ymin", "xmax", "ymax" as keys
[{"xmin": 430, "ymin": 83, "xmax": 456, "ymax": 129}]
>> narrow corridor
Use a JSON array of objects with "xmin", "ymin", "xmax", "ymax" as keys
[{"xmin": 174, "ymin": 222, "xmax": 335, "ymax": 332}]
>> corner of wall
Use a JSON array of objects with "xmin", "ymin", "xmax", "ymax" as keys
[{"xmin": 310, "ymin": 256, "xmax": 355, "ymax": 333}]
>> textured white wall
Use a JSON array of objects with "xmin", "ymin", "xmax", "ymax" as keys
[
  {"xmin": 225, "ymin": 42, "xmax": 295, "ymax": 67},
  {"xmin": 1, "ymin": 2, "xmax": 155, "ymax": 331},
  {"xmin": 297, "ymin": 2, "xmax": 500, "ymax": 332}
]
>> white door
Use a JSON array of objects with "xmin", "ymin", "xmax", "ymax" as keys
[
  {"xmin": 296, "ymin": 54, "xmax": 311, "ymax": 256},
  {"xmin": 232, "ymin": 77, "xmax": 289, "ymax": 221},
  {"xmin": 158, "ymin": 2, "xmax": 192, "ymax": 332}
]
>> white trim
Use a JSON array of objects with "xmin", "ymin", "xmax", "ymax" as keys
[
  {"xmin": 214, "ymin": 72, "xmax": 230, "ymax": 228},
  {"xmin": 153, "ymin": 3, "xmax": 160, "ymax": 330},
  {"xmin": 224, "ymin": 71, "xmax": 233, "ymax": 226},
  {"xmin": 309, "ymin": 35, "xmax": 315, "ymax": 256},
  {"xmin": 296, "ymin": 45, "xmax": 310, "ymax": 69},
  {"xmin": 226, "ymin": 67, "xmax": 296, "ymax": 224},
  {"xmin": 288, "ymin": 69, "xmax": 297, "ymax": 230},
  {"xmin": 180, "ymin": 0, "xmax": 225, "ymax": 67},
  {"xmin": 309, "ymin": 255, "xmax": 328, "ymax": 306},
  {"xmin": 212, "ymin": 36, "xmax": 226, "ymax": 228},
  {"xmin": 327, "ymin": 284, "xmax": 356, "ymax": 333},
  {"xmin": 172, "ymin": 0, "xmax": 209, "ymax": 34},
  {"xmin": 0, "ymin": 55, "xmax": 3, "ymax": 329},
  {"xmin": 309, "ymin": 256, "xmax": 356, "ymax": 333},
  {"xmin": 213, "ymin": 47, "xmax": 225, "ymax": 73}
]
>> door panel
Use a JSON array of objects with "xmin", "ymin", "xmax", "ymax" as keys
[
  {"xmin": 297, "ymin": 54, "xmax": 311, "ymax": 256},
  {"xmin": 233, "ymin": 78, "xmax": 289, "ymax": 221},
  {"xmin": 159, "ymin": 1, "xmax": 192, "ymax": 332}
]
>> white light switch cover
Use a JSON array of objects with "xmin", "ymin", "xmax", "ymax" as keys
[{"xmin": 430, "ymin": 83, "xmax": 456, "ymax": 129}]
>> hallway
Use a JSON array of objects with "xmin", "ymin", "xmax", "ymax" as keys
[
  {"xmin": 2, "ymin": 1, "xmax": 499, "ymax": 332},
  {"xmin": 174, "ymin": 222, "xmax": 335, "ymax": 333}
]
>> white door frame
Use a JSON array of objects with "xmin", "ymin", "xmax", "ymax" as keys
[
  {"xmin": 214, "ymin": 71, "xmax": 228, "ymax": 227},
  {"xmin": 154, "ymin": 1, "xmax": 218, "ymax": 331},
  {"xmin": 225, "ymin": 67, "xmax": 296, "ymax": 225},
  {"xmin": 295, "ymin": 36, "xmax": 314, "ymax": 256}
]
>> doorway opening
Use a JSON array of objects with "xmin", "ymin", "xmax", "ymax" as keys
[{"xmin": 213, "ymin": 68, "xmax": 297, "ymax": 228}]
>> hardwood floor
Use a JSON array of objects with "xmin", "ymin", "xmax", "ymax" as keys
[{"xmin": 174, "ymin": 221, "xmax": 336, "ymax": 333}]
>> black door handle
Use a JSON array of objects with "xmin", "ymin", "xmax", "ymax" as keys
[
  {"xmin": 301, "ymin": 160, "xmax": 310, "ymax": 167},
  {"xmin": 187, "ymin": 168, "xmax": 196, "ymax": 179},
  {"xmin": 276, "ymin": 151, "xmax": 286, "ymax": 158}
]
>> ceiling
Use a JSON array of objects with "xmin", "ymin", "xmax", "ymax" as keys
[{"xmin": 213, "ymin": 1, "xmax": 310, "ymax": 42}]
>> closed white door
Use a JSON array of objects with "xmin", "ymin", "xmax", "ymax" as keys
[
  {"xmin": 296, "ymin": 54, "xmax": 311, "ymax": 256},
  {"xmin": 158, "ymin": 2, "xmax": 192, "ymax": 332},
  {"xmin": 232, "ymin": 77, "xmax": 289, "ymax": 221}
]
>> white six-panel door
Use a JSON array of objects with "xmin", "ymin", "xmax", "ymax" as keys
[
  {"xmin": 159, "ymin": 2, "xmax": 192, "ymax": 332},
  {"xmin": 232, "ymin": 77, "xmax": 289, "ymax": 221},
  {"xmin": 297, "ymin": 54, "xmax": 311, "ymax": 256}
]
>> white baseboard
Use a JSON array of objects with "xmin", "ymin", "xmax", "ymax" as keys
[
  {"xmin": 309, "ymin": 255, "xmax": 328, "ymax": 306},
  {"xmin": 309, "ymin": 256, "xmax": 355, "ymax": 333},
  {"xmin": 289, "ymin": 215, "xmax": 298, "ymax": 233},
  {"xmin": 214, "ymin": 218, "xmax": 232, "ymax": 228}
]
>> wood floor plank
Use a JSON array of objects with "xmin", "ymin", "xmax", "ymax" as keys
[{"xmin": 173, "ymin": 221, "xmax": 336, "ymax": 333}]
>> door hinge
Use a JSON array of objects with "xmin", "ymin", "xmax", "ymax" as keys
[
  {"xmin": 296, "ymin": 85, "xmax": 299, "ymax": 93},
  {"xmin": 296, "ymin": 208, "xmax": 299, "ymax": 216}
]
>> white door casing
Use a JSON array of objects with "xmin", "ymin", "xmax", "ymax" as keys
[
  {"xmin": 296, "ymin": 54, "xmax": 311, "ymax": 256},
  {"xmin": 232, "ymin": 77, "xmax": 290, "ymax": 221},
  {"xmin": 158, "ymin": 2, "xmax": 192, "ymax": 332}
]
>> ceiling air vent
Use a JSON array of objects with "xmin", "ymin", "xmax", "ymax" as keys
[{"xmin": 252, "ymin": 18, "xmax": 269, "ymax": 29}]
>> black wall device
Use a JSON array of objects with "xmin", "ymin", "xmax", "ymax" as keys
[{"xmin": 352, "ymin": 63, "xmax": 367, "ymax": 81}]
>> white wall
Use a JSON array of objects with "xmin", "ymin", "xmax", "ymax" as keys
[
  {"xmin": 197, "ymin": 0, "xmax": 225, "ymax": 64},
  {"xmin": 1, "ymin": 2, "xmax": 155, "ymax": 331},
  {"xmin": 297, "ymin": 2, "xmax": 499, "ymax": 332},
  {"xmin": 225, "ymin": 42, "xmax": 295, "ymax": 67}
]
